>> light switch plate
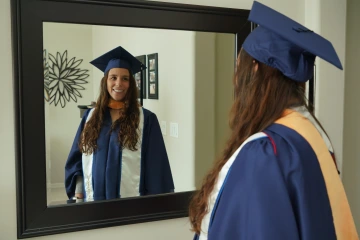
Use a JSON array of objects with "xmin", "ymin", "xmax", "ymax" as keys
[
  {"xmin": 161, "ymin": 121, "xmax": 167, "ymax": 135},
  {"xmin": 170, "ymin": 122, "xmax": 178, "ymax": 138}
]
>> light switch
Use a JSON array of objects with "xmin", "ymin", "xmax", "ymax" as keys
[
  {"xmin": 170, "ymin": 122, "xmax": 178, "ymax": 138},
  {"xmin": 161, "ymin": 121, "xmax": 167, "ymax": 135}
]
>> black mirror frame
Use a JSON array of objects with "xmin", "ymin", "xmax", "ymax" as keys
[{"xmin": 11, "ymin": 0, "xmax": 250, "ymax": 238}]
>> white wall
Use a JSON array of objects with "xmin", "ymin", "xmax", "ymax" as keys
[
  {"xmin": 0, "ymin": 0, "xmax": 17, "ymax": 239},
  {"xmin": 343, "ymin": 0, "xmax": 360, "ymax": 232},
  {"xmin": 43, "ymin": 23, "xmax": 94, "ymax": 195},
  {"xmin": 309, "ymin": 0, "xmax": 347, "ymax": 173},
  {"xmin": 305, "ymin": 0, "xmax": 358, "ymax": 230},
  {"xmin": 1, "ymin": 0, "xmax": 352, "ymax": 239}
]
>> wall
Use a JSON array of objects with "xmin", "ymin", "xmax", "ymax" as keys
[
  {"xmin": 0, "ymin": 0, "xmax": 17, "ymax": 239},
  {"xmin": 214, "ymin": 33, "xmax": 235, "ymax": 157},
  {"xmin": 43, "ymin": 23, "xmax": 94, "ymax": 199},
  {"xmin": 1, "ymin": 0, "xmax": 351, "ymax": 239},
  {"xmin": 343, "ymin": 0, "xmax": 360, "ymax": 232},
  {"xmin": 305, "ymin": 0, "xmax": 358, "ymax": 230},
  {"xmin": 309, "ymin": 0, "xmax": 347, "ymax": 173},
  {"xmin": 194, "ymin": 32, "xmax": 235, "ymax": 188},
  {"xmin": 194, "ymin": 32, "xmax": 216, "ymax": 188}
]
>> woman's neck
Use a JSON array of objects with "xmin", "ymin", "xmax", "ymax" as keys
[
  {"xmin": 108, "ymin": 99, "xmax": 125, "ymax": 123},
  {"xmin": 108, "ymin": 99, "xmax": 125, "ymax": 110}
]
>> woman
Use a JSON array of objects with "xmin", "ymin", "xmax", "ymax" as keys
[
  {"xmin": 190, "ymin": 2, "xmax": 358, "ymax": 240},
  {"xmin": 65, "ymin": 46, "xmax": 174, "ymax": 202}
]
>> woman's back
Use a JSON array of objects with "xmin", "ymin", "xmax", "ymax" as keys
[
  {"xmin": 190, "ymin": 2, "xmax": 358, "ymax": 239},
  {"xmin": 196, "ymin": 110, "xmax": 357, "ymax": 240}
]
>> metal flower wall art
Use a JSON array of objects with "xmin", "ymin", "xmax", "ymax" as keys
[
  {"xmin": 43, "ymin": 50, "xmax": 89, "ymax": 108},
  {"xmin": 44, "ymin": 49, "xmax": 50, "ymax": 102}
]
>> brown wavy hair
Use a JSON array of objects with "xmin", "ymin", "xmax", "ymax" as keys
[
  {"xmin": 189, "ymin": 49, "xmax": 312, "ymax": 234},
  {"xmin": 79, "ymin": 70, "xmax": 140, "ymax": 154}
]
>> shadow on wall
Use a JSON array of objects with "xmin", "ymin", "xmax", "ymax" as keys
[{"xmin": 194, "ymin": 32, "xmax": 235, "ymax": 189}]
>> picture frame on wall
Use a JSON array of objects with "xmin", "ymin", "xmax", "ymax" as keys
[
  {"xmin": 147, "ymin": 53, "xmax": 158, "ymax": 99},
  {"xmin": 135, "ymin": 55, "xmax": 146, "ymax": 99}
]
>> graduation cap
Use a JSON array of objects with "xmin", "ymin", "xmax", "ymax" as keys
[
  {"xmin": 242, "ymin": 1, "xmax": 343, "ymax": 82},
  {"xmin": 90, "ymin": 46, "xmax": 146, "ymax": 74}
]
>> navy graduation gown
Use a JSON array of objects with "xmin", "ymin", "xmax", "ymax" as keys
[
  {"xmin": 64, "ymin": 107, "xmax": 174, "ymax": 201},
  {"xmin": 195, "ymin": 124, "xmax": 337, "ymax": 240}
]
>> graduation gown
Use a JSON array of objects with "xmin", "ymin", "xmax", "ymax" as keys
[
  {"xmin": 195, "ymin": 109, "xmax": 358, "ymax": 240},
  {"xmin": 64, "ymin": 107, "xmax": 174, "ymax": 202}
]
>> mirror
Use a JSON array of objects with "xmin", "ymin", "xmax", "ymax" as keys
[
  {"xmin": 43, "ymin": 22, "xmax": 236, "ymax": 206},
  {"xmin": 12, "ymin": 0, "xmax": 251, "ymax": 238}
]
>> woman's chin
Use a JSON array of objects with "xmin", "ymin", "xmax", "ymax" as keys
[{"xmin": 111, "ymin": 96, "xmax": 124, "ymax": 102}]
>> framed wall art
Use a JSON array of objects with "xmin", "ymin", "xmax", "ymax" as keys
[
  {"xmin": 147, "ymin": 53, "xmax": 158, "ymax": 99},
  {"xmin": 135, "ymin": 55, "xmax": 146, "ymax": 100}
]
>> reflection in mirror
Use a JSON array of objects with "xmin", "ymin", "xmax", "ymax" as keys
[{"xmin": 43, "ymin": 22, "xmax": 235, "ymax": 206}]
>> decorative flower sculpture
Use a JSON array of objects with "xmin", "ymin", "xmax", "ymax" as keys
[{"xmin": 45, "ymin": 50, "xmax": 89, "ymax": 108}]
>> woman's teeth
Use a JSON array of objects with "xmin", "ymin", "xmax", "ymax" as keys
[{"xmin": 113, "ymin": 89, "xmax": 123, "ymax": 93}]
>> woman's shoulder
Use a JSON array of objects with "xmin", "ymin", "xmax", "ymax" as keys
[
  {"xmin": 264, "ymin": 120, "xmax": 317, "ymax": 158},
  {"xmin": 140, "ymin": 107, "xmax": 156, "ymax": 118},
  {"xmin": 237, "ymin": 126, "xmax": 322, "ymax": 189},
  {"xmin": 82, "ymin": 107, "xmax": 96, "ymax": 121},
  {"xmin": 237, "ymin": 122, "xmax": 318, "ymax": 172},
  {"xmin": 269, "ymin": 110, "xmax": 331, "ymax": 156}
]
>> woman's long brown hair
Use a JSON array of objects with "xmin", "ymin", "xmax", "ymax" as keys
[
  {"xmin": 189, "ymin": 49, "xmax": 313, "ymax": 234},
  {"xmin": 79, "ymin": 70, "xmax": 140, "ymax": 154}
]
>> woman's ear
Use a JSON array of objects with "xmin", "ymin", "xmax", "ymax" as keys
[{"xmin": 253, "ymin": 60, "xmax": 259, "ymax": 72}]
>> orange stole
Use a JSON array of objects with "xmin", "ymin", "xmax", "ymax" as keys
[
  {"xmin": 108, "ymin": 99, "xmax": 125, "ymax": 110},
  {"xmin": 275, "ymin": 110, "xmax": 358, "ymax": 240}
]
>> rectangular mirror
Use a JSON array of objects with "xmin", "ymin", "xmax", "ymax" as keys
[
  {"xmin": 43, "ymin": 22, "xmax": 236, "ymax": 206},
  {"xmin": 11, "ymin": 0, "xmax": 251, "ymax": 238}
]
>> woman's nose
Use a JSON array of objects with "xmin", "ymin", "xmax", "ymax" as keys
[{"xmin": 115, "ymin": 79, "xmax": 121, "ymax": 86}]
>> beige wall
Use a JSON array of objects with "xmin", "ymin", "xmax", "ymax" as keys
[
  {"xmin": 194, "ymin": 32, "xmax": 217, "ymax": 188},
  {"xmin": 343, "ymin": 0, "xmax": 360, "ymax": 232},
  {"xmin": 214, "ymin": 33, "xmax": 235, "ymax": 157},
  {"xmin": 43, "ymin": 23, "xmax": 94, "ymax": 190},
  {"xmin": 194, "ymin": 32, "xmax": 235, "ymax": 188},
  {"xmin": 1, "ymin": 0, "xmax": 353, "ymax": 239}
]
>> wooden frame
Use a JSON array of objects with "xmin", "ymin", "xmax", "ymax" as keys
[{"xmin": 11, "ymin": 0, "xmax": 250, "ymax": 238}]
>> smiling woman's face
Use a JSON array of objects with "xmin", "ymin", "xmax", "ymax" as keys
[{"xmin": 107, "ymin": 68, "xmax": 130, "ymax": 101}]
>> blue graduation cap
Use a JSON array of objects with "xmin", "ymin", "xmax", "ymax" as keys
[
  {"xmin": 90, "ymin": 46, "xmax": 146, "ymax": 74},
  {"xmin": 242, "ymin": 1, "xmax": 343, "ymax": 82}
]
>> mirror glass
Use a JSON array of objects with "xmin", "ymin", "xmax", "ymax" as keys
[{"xmin": 43, "ymin": 22, "xmax": 236, "ymax": 206}]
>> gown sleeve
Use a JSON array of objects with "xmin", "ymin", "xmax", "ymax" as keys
[
  {"xmin": 142, "ymin": 112, "xmax": 175, "ymax": 195},
  {"xmin": 207, "ymin": 134, "xmax": 336, "ymax": 240},
  {"xmin": 64, "ymin": 109, "xmax": 91, "ymax": 199}
]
